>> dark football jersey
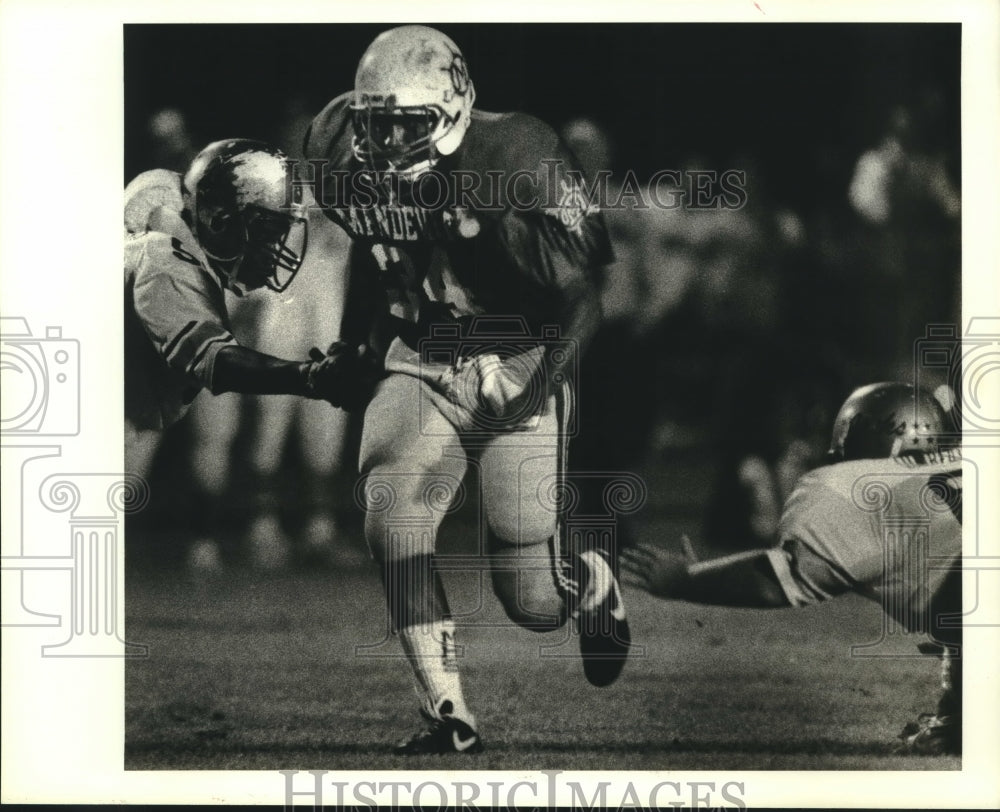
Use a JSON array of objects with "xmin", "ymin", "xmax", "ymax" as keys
[{"xmin": 304, "ymin": 93, "xmax": 612, "ymax": 351}]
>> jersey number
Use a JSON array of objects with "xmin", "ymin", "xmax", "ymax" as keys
[{"xmin": 171, "ymin": 237, "xmax": 202, "ymax": 267}]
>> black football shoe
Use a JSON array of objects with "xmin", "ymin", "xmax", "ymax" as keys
[
  {"xmin": 393, "ymin": 709, "xmax": 483, "ymax": 755},
  {"xmin": 575, "ymin": 549, "xmax": 631, "ymax": 687}
]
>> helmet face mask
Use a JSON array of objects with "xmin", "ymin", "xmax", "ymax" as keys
[
  {"xmin": 351, "ymin": 105, "xmax": 439, "ymax": 177},
  {"xmin": 183, "ymin": 139, "xmax": 308, "ymax": 294},
  {"xmin": 240, "ymin": 204, "xmax": 308, "ymax": 292},
  {"xmin": 198, "ymin": 203, "xmax": 308, "ymax": 293},
  {"xmin": 827, "ymin": 382, "xmax": 952, "ymax": 463},
  {"xmin": 350, "ymin": 26, "xmax": 475, "ymax": 180}
]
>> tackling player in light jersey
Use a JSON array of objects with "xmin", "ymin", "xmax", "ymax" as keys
[
  {"xmin": 125, "ymin": 138, "xmax": 373, "ymax": 477},
  {"xmin": 623, "ymin": 382, "xmax": 963, "ymax": 755},
  {"xmin": 304, "ymin": 25, "xmax": 627, "ymax": 754}
]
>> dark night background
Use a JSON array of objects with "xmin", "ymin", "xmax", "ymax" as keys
[
  {"xmin": 121, "ymin": 22, "xmax": 972, "ymax": 772},
  {"xmin": 124, "ymin": 22, "xmax": 962, "ymax": 569},
  {"xmin": 125, "ymin": 23, "xmax": 960, "ymax": 209}
]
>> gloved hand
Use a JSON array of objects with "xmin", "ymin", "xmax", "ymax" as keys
[{"xmin": 304, "ymin": 341, "xmax": 382, "ymax": 411}]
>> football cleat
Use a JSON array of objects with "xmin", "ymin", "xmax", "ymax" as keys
[
  {"xmin": 896, "ymin": 712, "xmax": 961, "ymax": 756},
  {"xmin": 393, "ymin": 709, "xmax": 483, "ymax": 756},
  {"xmin": 575, "ymin": 549, "xmax": 631, "ymax": 687}
]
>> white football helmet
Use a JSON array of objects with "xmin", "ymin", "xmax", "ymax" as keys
[{"xmin": 351, "ymin": 25, "xmax": 476, "ymax": 180}]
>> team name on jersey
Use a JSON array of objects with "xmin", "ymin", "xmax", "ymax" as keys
[
  {"xmin": 334, "ymin": 203, "xmax": 452, "ymax": 243},
  {"xmin": 890, "ymin": 447, "xmax": 962, "ymax": 468}
]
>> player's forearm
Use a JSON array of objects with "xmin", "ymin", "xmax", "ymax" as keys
[
  {"xmin": 555, "ymin": 280, "xmax": 601, "ymax": 370},
  {"xmin": 680, "ymin": 552, "xmax": 790, "ymax": 609},
  {"xmin": 476, "ymin": 285, "xmax": 599, "ymax": 419},
  {"xmin": 518, "ymin": 278, "xmax": 601, "ymax": 384},
  {"xmin": 210, "ymin": 345, "xmax": 310, "ymax": 396}
]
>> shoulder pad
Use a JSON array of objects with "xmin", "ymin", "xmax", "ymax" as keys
[
  {"xmin": 462, "ymin": 110, "xmax": 561, "ymax": 180},
  {"xmin": 304, "ymin": 91, "xmax": 354, "ymax": 167},
  {"xmin": 459, "ymin": 110, "xmax": 597, "ymax": 219},
  {"xmin": 124, "ymin": 169, "xmax": 183, "ymax": 234},
  {"xmin": 140, "ymin": 228, "xmax": 211, "ymax": 277}
]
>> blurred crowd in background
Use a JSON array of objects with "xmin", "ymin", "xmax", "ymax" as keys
[{"xmin": 125, "ymin": 24, "xmax": 961, "ymax": 572}]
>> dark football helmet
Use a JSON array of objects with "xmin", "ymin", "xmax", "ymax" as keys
[
  {"xmin": 827, "ymin": 382, "xmax": 953, "ymax": 462},
  {"xmin": 182, "ymin": 139, "xmax": 308, "ymax": 294},
  {"xmin": 350, "ymin": 26, "xmax": 476, "ymax": 180}
]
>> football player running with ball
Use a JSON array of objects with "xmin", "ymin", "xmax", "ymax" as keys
[
  {"xmin": 304, "ymin": 26, "xmax": 627, "ymax": 754},
  {"xmin": 125, "ymin": 139, "xmax": 375, "ymax": 477},
  {"xmin": 623, "ymin": 383, "xmax": 963, "ymax": 755}
]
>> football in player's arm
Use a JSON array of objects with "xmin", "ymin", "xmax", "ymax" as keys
[
  {"xmin": 622, "ymin": 382, "xmax": 963, "ymax": 756},
  {"xmin": 304, "ymin": 25, "xmax": 627, "ymax": 755},
  {"xmin": 124, "ymin": 139, "xmax": 378, "ymax": 476}
]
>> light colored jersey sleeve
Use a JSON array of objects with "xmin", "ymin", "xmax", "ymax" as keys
[
  {"xmin": 766, "ymin": 466, "xmax": 879, "ymax": 607},
  {"xmin": 124, "ymin": 169, "xmax": 184, "ymax": 234},
  {"xmin": 767, "ymin": 454, "xmax": 963, "ymax": 620},
  {"xmin": 131, "ymin": 230, "xmax": 237, "ymax": 393}
]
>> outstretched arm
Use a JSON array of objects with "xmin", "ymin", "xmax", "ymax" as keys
[
  {"xmin": 620, "ymin": 539, "xmax": 790, "ymax": 609},
  {"xmin": 212, "ymin": 342, "xmax": 378, "ymax": 411},
  {"xmin": 211, "ymin": 345, "xmax": 313, "ymax": 396}
]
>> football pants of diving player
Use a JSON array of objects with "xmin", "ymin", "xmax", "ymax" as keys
[{"xmin": 359, "ymin": 367, "xmax": 627, "ymax": 753}]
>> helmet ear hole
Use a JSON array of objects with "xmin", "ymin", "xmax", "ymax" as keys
[
  {"xmin": 196, "ymin": 204, "xmax": 242, "ymax": 264},
  {"xmin": 208, "ymin": 212, "xmax": 231, "ymax": 234}
]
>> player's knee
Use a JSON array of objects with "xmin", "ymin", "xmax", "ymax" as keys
[
  {"xmin": 491, "ymin": 569, "xmax": 565, "ymax": 632},
  {"xmin": 363, "ymin": 510, "xmax": 389, "ymax": 561},
  {"xmin": 363, "ymin": 506, "xmax": 436, "ymax": 563},
  {"xmin": 361, "ymin": 470, "xmax": 441, "ymax": 563},
  {"xmin": 486, "ymin": 511, "xmax": 555, "ymax": 548},
  {"xmin": 364, "ymin": 511, "xmax": 424, "ymax": 563}
]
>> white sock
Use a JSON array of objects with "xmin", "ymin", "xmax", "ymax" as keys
[{"xmin": 398, "ymin": 618, "xmax": 476, "ymax": 728}]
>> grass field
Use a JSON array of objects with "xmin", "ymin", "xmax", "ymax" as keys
[{"xmin": 125, "ymin": 563, "xmax": 957, "ymax": 773}]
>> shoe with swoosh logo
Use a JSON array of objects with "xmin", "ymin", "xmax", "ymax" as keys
[
  {"xmin": 575, "ymin": 549, "xmax": 631, "ymax": 687},
  {"xmin": 393, "ymin": 712, "xmax": 483, "ymax": 755}
]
